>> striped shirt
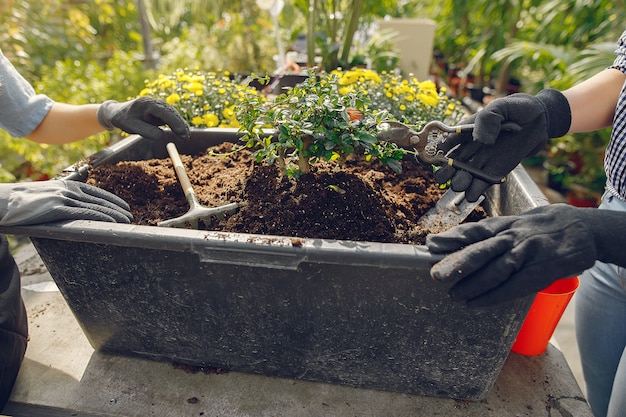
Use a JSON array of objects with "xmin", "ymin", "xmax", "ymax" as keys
[{"xmin": 604, "ymin": 30, "xmax": 626, "ymax": 199}]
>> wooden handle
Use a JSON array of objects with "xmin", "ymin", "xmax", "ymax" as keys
[{"xmin": 166, "ymin": 142, "xmax": 196, "ymax": 203}]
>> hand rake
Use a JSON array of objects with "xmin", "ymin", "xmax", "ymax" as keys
[{"xmin": 157, "ymin": 142, "xmax": 241, "ymax": 229}]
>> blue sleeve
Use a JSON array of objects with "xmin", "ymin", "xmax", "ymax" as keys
[
  {"xmin": 610, "ymin": 30, "xmax": 626, "ymax": 74},
  {"xmin": 0, "ymin": 49, "xmax": 54, "ymax": 138}
]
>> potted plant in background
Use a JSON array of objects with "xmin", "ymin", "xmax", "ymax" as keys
[{"xmin": 138, "ymin": 69, "xmax": 267, "ymax": 129}]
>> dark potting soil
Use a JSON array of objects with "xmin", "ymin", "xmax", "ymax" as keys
[{"xmin": 86, "ymin": 142, "xmax": 487, "ymax": 245}]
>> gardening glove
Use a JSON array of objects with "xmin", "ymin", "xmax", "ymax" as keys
[
  {"xmin": 0, "ymin": 180, "xmax": 133, "ymax": 226},
  {"xmin": 97, "ymin": 97, "xmax": 190, "ymax": 142},
  {"xmin": 435, "ymin": 89, "xmax": 572, "ymax": 202},
  {"xmin": 426, "ymin": 203, "xmax": 626, "ymax": 308}
]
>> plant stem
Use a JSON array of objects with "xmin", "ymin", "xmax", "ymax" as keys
[
  {"xmin": 340, "ymin": 0, "xmax": 364, "ymax": 65},
  {"xmin": 278, "ymin": 148, "xmax": 287, "ymax": 175},
  {"xmin": 307, "ymin": 0, "xmax": 316, "ymax": 67},
  {"xmin": 298, "ymin": 153, "xmax": 311, "ymax": 173}
]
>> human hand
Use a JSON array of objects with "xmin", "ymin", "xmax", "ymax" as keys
[
  {"xmin": 97, "ymin": 97, "xmax": 190, "ymax": 142},
  {"xmin": 0, "ymin": 180, "xmax": 133, "ymax": 226},
  {"xmin": 426, "ymin": 204, "xmax": 595, "ymax": 307},
  {"xmin": 435, "ymin": 89, "xmax": 571, "ymax": 202}
]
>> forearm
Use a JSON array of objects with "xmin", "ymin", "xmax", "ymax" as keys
[
  {"xmin": 562, "ymin": 68, "xmax": 625, "ymax": 133},
  {"xmin": 25, "ymin": 103, "xmax": 104, "ymax": 144}
]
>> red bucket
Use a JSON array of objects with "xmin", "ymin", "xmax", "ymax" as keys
[{"xmin": 511, "ymin": 277, "xmax": 580, "ymax": 356}]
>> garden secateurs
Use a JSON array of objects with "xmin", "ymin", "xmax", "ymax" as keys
[
  {"xmin": 376, "ymin": 120, "xmax": 521, "ymax": 184},
  {"xmin": 376, "ymin": 120, "xmax": 520, "ymax": 228}
]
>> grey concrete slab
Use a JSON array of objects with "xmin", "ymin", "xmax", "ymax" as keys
[{"xmin": 5, "ymin": 242, "xmax": 593, "ymax": 417}]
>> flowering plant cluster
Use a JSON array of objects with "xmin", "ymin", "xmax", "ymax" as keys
[
  {"xmin": 139, "ymin": 69, "xmax": 264, "ymax": 128},
  {"xmin": 332, "ymin": 68, "xmax": 464, "ymax": 129}
]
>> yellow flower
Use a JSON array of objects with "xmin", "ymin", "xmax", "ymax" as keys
[
  {"xmin": 417, "ymin": 91, "xmax": 439, "ymax": 107},
  {"xmin": 222, "ymin": 106, "xmax": 235, "ymax": 119},
  {"xmin": 140, "ymin": 68, "xmax": 461, "ymax": 135},
  {"xmin": 339, "ymin": 86, "xmax": 353, "ymax": 95},
  {"xmin": 166, "ymin": 93, "xmax": 181, "ymax": 105},
  {"xmin": 418, "ymin": 80, "xmax": 437, "ymax": 93},
  {"xmin": 202, "ymin": 113, "xmax": 219, "ymax": 127},
  {"xmin": 183, "ymin": 81, "xmax": 204, "ymax": 95}
]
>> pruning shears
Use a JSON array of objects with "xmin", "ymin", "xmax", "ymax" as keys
[{"xmin": 376, "ymin": 120, "xmax": 519, "ymax": 184}]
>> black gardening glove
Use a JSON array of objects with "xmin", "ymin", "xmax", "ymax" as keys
[
  {"xmin": 97, "ymin": 97, "xmax": 190, "ymax": 142},
  {"xmin": 435, "ymin": 89, "xmax": 571, "ymax": 202},
  {"xmin": 426, "ymin": 203, "xmax": 626, "ymax": 307},
  {"xmin": 0, "ymin": 180, "xmax": 133, "ymax": 226}
]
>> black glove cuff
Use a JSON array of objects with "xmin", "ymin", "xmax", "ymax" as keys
[
  {"xmin": 578, "ymin": 206, "xmax": 626, "ymax": 267},
  {"xmin": 535, "ymin": 89, "xmax": 571, "ymax": 138},
  {"xmin": 97, "ymin": 100, "xmax": 118, "ymax": 130}
]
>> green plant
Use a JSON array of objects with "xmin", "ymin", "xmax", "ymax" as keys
[
  {"xmin": 141, "ymin": 0, "xmax": 281, "ymax": 74},
  {"xmin": 236, "ymin": 68, "xmax": 463, "ymax": 176},
  {"xmin": 426, "ymin": 0, "xmax": 624, "ymax": 95}
]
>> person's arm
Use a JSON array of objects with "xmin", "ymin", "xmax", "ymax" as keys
[
  {"xmin": 563, "ymin": 68, "xmax": 626, "ymax": 133},
  {"xmin": 26, "ymin": 103, "xmax": 102, "ymax": 144},
  {"xmin": 431, "ymin": 31, "xmax": 626, "ymax": 201},
  {"xmin": 432, "ymin": 70, "xmax": 625, "ymax": 202},
  {"xmin": 26, "ymin": 97, "xmax": 191, "ymax": 145},
  {"xmin": 1, "ymin": 49, "xmax": 189, "ymax": 145}
]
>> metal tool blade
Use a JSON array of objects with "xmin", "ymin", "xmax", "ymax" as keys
[{"xmin": 419, "ymin": 190, "xmax": 485, "ymax": 230}]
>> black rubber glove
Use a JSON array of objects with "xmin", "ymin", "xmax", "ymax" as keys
[
  {"xmin": 435, "ymin": 89, "xmax": 571, "ymax": 202},
  {"xmin": 426, "ymin": 203, "xmax": 626, "ymax": 307},
  {"xmin": 0, "ymin": 180, "xmax": 133, "ymax": 226},
  {"xmin": 97, "ymin": 97, "xmax": 190, "ymax": 142}
]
